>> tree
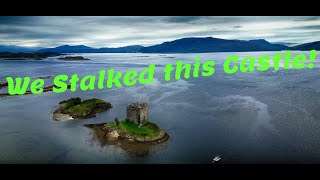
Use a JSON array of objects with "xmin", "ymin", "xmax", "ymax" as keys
[{"xmin": 115, "ymin": 117, "xmax": 120, "ymax": 126}]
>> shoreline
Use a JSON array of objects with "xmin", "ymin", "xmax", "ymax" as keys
[{"xmin": 84, "ymin": 122, "xmax": 169, "ymax": 145}]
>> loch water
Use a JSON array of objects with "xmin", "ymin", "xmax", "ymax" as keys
[{"xmin": 1, "ymin": 51, "xmax": 320, "ymax": 163}]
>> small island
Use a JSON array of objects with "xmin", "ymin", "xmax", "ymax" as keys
[
  {"xmin": 0, "ymin": 52, "xmax": 61, "ymax": 60},
  {"xmin": 53, "ymin": 97, "xmax": 112, "ymax": 121},
  {"xmin": 58, "ymin": 56, "xmax": 90, "ymax": 61},
  {"xmin": 1, "ymin": 76, "xmax": 53, "ymax": 90},
  {"xmin": 0, "ymin": 84, "xmax": 71, "ymax": 98},
  {"xmin": 85, "ymin": 102, "xmax": 169, "ymax": 144}
]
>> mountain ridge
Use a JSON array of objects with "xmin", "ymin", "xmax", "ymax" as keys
[
  {"xmin": 139, "ymin": 37, "xmax": 290, "ymax": 53},
  {"xmin": 291, "ymin": 41, "xmax": 320, "ymax": 50},
  {"xmin": 0, "ymin": 45, "xmax": 43, "ymax": 53},
  {"xmin": 1, "ymin": 37, "xmax": 320, "ymax": 53},
  {"xmin": 36, "ymin": 45, "xmax": 144, "ymax": 53}
]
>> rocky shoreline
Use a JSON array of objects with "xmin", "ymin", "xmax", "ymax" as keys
[
  {"xmin": 84, "ymin": 121, "xmax": 169, "ymax": 144},
  {"xmin": 120, "ymin": 129, "xmax": 169, "ymax": 144}
]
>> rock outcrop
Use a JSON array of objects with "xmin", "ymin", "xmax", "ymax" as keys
[{"xmin": 58, "ymin": 56, "xmax": 90, "ymax": 61}]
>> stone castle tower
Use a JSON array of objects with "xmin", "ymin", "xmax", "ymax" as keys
[{"xmin": 126, "ymin": 102, "xmax": 149, "ymax": 125}]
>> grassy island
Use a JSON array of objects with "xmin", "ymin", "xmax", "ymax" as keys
[
  {"xmin": 106, "ymin": 120, "xmax": 162, "ymax": 138},
  {"xmin": 66, "ymin": 98, "xmax": 111, "ymax": 117},
  {"xmin": 53, "ymin": 97, "xmax": 112, "ymax": 121},
  {"xmin": 84, "ymin": 102, "xmax": 168, "ymax": 144},
  {"xmin": 85, "ymin": 120, "xmax": 168, "ymax": 144}
]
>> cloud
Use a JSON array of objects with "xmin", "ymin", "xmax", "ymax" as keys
[
  {"xmin": 163, "ymin": 16, "xmax": 203, "ymax": 23},
  {"xmin": 0, "ymin": 16, "xmax": 319, "ymax": 47},
  {"xmin": 233, "ymin": 25, "xmax": 242, "ymax": 29},
  {"xmin": 290, "ymin": 25, "xmax": 320, "ymax": 30},
  {"xmin": 0, "ymin": 16, "xmax": 37, "ymax": 25},
  {"xmin": 293, "ymin": 16, "xmax": 320, "ymax": 21}
]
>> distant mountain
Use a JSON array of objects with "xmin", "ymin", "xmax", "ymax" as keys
[
  {"xmin": 96, "ymin": 45, "xmax": 143, "ymax": 53},
  {"xmin": 273, "ymin": 42, "xmax": 299, "ymax": 47},
  {"xmin": 37, "ymin": 45, "xmax": 95, "ymax": 53},
  {"xmin": 37, "ymin": 45, "xmax": 143, "ymax": 53},
  {"xmin": 0, "ymin": 45, "xmax": 43, "ymax": 53},
  {"xmin": 247, "ymin": 39, "xmax": 288, "ymax": 51},
  {"xmin": 292, "ymin": 41, "xmax": 320, "ymax": 50},
  {"xmin": 139, "ymin": 37, "xmax": 289, "ymax": 53},
  {"xmin": 7, "ymin": 37, "xmax": 319, "ymax": 54}
]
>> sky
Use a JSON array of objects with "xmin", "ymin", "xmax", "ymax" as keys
[{"xmin": 0, "ymin": 16, "xmax": 320, "ymax": 48}]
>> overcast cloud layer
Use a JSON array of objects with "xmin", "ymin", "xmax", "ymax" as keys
[{"xmin": 0, "ymin": 16, "xmax": 320, "ymax": 48}]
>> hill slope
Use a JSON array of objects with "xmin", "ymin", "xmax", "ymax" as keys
[
  {"xmin": 37, "ymin": 45, "xmax": 143, "ymax": 53},
  {"xmin": 0, "ymin": 45, "xmax": 43, "ymax": 53},
  {"xmin": 292, "ymin": 41, "xmax": 320, "ymax": 50},
  {"xmin": 139, "ymin": 37, "xmax": 289, "ymax": 53}
]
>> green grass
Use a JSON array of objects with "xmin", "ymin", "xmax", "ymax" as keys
[
  {"xmin": 67, "ymin": 98, "xmax": 111, "ymax": 116},
  {"xmin": 117, "ymin": 120, "xmax": 161, "ymax": 138},
  {"xmin": 106, "ymin": 123, "xmax": 117, "ymax": 129},
  {"xmin": 64, "ymin": 97, "xmax": 81, "ymax": 109}
]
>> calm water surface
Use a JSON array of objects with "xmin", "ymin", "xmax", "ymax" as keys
[{"xmin": 1, "ymin": 51, "xmax": 320, "ymax": 164}]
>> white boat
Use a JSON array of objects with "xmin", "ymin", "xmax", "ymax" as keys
[{"xmin": 213, "ymin": 156, "xmax": 221, "ymax": 163}]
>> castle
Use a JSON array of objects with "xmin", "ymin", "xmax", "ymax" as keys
[{"xmin": 126, "ymin": 102, "xmax": 149, "ymax": 125}]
